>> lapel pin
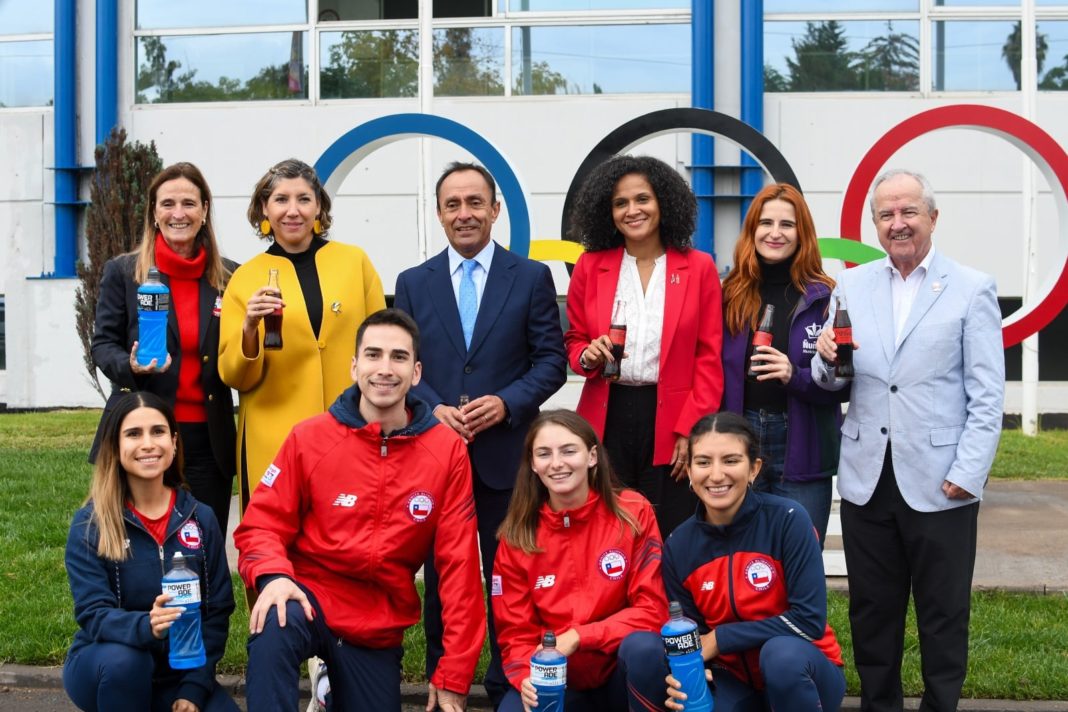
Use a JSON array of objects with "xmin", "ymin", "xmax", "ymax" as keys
[
  {"xmin": 331, "ymin": 301, "xmax": 342, "ymax": 314},
  {"xmin": 932, "ymin": 282, "xmax": 942, "ymax": 293},
  {"xmin": 670, "ymin": 273, "xmax": 680, "ymax": 285}
]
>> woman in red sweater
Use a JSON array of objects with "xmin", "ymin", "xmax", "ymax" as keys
[
  {"xmin": 493, "ymin": 409, "xmax": 668, "ymax": 711},
  {"xmin": 90, "ymin": 163, "xmax": 237, "ymax": 528}
]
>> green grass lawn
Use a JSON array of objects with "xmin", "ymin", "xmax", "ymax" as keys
[{"xmin": 1, "ymin": 410, "xmax": 1066, "ymax": 698}]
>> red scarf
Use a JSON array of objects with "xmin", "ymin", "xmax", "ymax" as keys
[{"xmin": 154, "ymin": 233, "xmax": 208, "ymax": 422}]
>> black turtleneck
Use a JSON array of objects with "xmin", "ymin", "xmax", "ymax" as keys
[
  {"xmin": 743, "ymin": 254, "xmax": 801, "ymax": 413},
  {"xmin": 267, "ymin": 237, "xmax": 327, "ymax": 339}
]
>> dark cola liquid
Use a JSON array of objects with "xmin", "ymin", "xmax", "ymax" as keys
[
  {"xmin": 834, "ymin": 324, "xmax": 854, "ymax": 378},
  {"xmin": 264, "ymin": 308, "xmax": 283, "ymax": 350},
  {"xmin": 602, "ymin": 325, "xmax": 626, "ymax": 381}
]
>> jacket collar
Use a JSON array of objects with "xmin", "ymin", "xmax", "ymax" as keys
[{"xmin": 539, "ymin": 490, "xmax": 602, "ymax": 530}]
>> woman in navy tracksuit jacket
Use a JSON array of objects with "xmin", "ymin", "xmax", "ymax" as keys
[
  {"xmin": 720, "ymin": 183, "xmax": 848, "ymax": 546},
  {"xmin": 64, "ymin": 392, "xmax": 236, "ymax": 712},
  {"xmin": 663, "ymin": 412, "xmax": 845, "ymax": 712}
]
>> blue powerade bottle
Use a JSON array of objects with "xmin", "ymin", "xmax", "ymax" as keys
[
  {"xmin": 662, "ymin": 601, "xmax": 713, "ymax": 711},
  {"xmin": 162, "ymin": 553, "xmax": 206, "ymax": 670},
  {"xmin": 530, "ymin": 631, "xmax": 566, "ymax": 712},
  {"xmin": 136, "ymin": 266, "xmax": 170, "ymax": 366}
]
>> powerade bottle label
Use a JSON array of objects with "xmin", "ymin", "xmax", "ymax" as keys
[
  {"xmin": 137, "ymin": 292, "xmax": 171, "ymax": 311},
  {"xmin": 162, "ymin": 579, "xmax": 201, "ymax": 607},
  {"xmin": 663, "ymin": 628, "xmax": 701, "ymax": 656},
  {"xmin": 530, "ymin": 662, "xmax": 567, "ymax": 687}
]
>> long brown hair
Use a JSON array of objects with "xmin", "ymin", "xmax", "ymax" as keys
[
  {"xmin": 87, "ymin": 392, "xmax": 185, "ymax": 561},
  {"xmin": 134, "ymin": 162, "xmax": 230, "ymax": 291},
  {"xmin": 498, "ymin": 410, "xmax": 637, "ymax": 554},
  {"xmin": 721, "ymin": 183, "xmax": 834, "ymax": 335}
]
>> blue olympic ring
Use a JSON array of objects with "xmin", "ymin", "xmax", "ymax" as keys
[{"xmin": 314, "ymin": 113, "xmax": 531, "ymax": 257}]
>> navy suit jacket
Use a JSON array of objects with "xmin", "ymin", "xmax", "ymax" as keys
[{"xmin": 394, "ymin": 242, "xmax": 567, "ymax": 489}]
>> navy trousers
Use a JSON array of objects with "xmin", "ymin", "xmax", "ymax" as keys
[
  {"xmin": 710, "ymin": 636, "xmax": 845, "ymax": 712},
  {"xmin": 246, "ymin": 587, "xmax": 404, "ymax": 711},
  {"xmin": 63, "ymin": 641, "xmax": 237, "ymax": 712},
  {"xmin": 498, "ymin": 632, "xmax": 667, "ymax": 712}
]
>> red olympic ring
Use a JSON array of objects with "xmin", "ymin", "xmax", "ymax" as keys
[{"xmin": 839, "ymin": 104, "xmax": 1068, "ymax": 348}]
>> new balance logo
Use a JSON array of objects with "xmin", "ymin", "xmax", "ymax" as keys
[
  {"xmin": 534, "ymin": 575, "xmax": 556, "ymax": 589},
  {"xmin": 701, "ymin": 581, "xmax": 716, "ymax": 591},
  {"xmin": 332, "ymin": 494, "xmax": 357, "ymax": 507}
]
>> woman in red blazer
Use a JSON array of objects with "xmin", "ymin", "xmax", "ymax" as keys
[{"xmin": 566, "ymin": 155, "xmax": 724, "ymax": 535}]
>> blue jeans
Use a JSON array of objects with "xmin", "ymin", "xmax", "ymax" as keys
[{"xmin": 745, "ymin": 409, "xmax": 832, "ymax": 548}]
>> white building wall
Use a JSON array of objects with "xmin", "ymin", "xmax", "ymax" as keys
[{"xmin": 4, "ymin": 29, "xmax": 1068, "ymax": 409}]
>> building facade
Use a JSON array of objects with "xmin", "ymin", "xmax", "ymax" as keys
[{"xmin": 2, "ymin": 0, "xmax": 1066, "ymax": 412}]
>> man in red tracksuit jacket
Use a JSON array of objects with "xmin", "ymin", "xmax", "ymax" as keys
[{"xmin": 236, "ymin": 309, "xmax": 485, "ymax": 711}]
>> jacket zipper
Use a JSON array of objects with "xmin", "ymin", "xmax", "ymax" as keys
[{"xmin": 726, "ymin": 540, "xmax": 757, "ymax": 687}]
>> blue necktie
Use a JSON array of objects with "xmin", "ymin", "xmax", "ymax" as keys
[{"xmin": 459, "ymin": 259, "xmax": 478, "ymax": 349}]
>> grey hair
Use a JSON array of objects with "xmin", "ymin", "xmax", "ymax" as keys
[{"xmin": 869, "ymin": 168, "xmax": 937, "ymax": 216}]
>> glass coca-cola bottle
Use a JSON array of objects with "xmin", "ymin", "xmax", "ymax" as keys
[
  {"xmin": 833, "ymin": 295, "xmax": 854, "ymax": 379},
  {"xmin": 747, "ymin": 304, "xmax": 775, "ymax": 380},
  {"xmin": 602, "ymin": 300, "xmax": 627, "ymax": 382}
]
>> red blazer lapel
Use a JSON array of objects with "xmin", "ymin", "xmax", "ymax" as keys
[{"xmin": 596, "ymin": 247, "xmax": 625, "ymax": 337}]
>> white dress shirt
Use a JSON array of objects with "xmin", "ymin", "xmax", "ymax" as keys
[
  {"xmin": 613, "ymin": 251, "xmax": 666, "ymax": 385},
  {"xmin": 886, "ymin": 248, "xmax": 935, "ymax": 347}
]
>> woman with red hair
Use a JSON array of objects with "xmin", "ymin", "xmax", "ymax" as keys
[{"xmin": 720, "ymin": 184, "xmax": 848, "ymax": 546}]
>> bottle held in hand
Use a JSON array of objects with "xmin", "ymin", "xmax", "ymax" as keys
[
  {"xmin": 162, "ymin": 553, "xmax": 206, "ymax": 670},
  {"xmin": 662, "ymin": 601, "xmax": 713, "ymax": 712},
  {"xmin": 833, "ymin": 296, "xmax": 854, "ymax": 379},
  {"xmin": 746, "ymin": 304, "xmax": 775, "ymax": 380},
  {"xmin": 263, "ymin": 268, "xmax": 284, "ymax": 351},
  {"xmin": 530, "ymin": 631, "xmax": 566, "ymax": 712},
  {"xmin": 136, "ymin": 266, "xmax": 170, "ymax": 366},
  {"xmin": 602, "ymin": 299, "xmax": 627, "ymax": 382}
]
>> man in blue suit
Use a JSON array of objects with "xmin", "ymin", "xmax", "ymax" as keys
[
  {"xmin": 813, "ymin": 169, "xmax": 1005, "ymax": 712},
  {"xmin": 394, "ymin": 162, "xmax": 567, "ymax": 708}
]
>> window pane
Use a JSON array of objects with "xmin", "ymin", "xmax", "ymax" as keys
[
  {"xmin": 0, "ymin": 41, "xmax": 53, "ymax": 107},
  {"xmin": 136, "ymin": 33, "xmax": 308, "ymax": 103},
  {"xmin": 511, "ymin": 24, "xmax": 689, "ymax": 95},
  {"xmin": 765, "ymin": 0, "xmax": 916, "ymax": 10},
  {"xmin": 931, "ymin": 21, "xmax": 1018, "ymax": 90},
  {"xmin": 0, "ymin": 2, "xmax": 53, "ymax": 35},
  {"xmin": 1039, "ymin": 21, "xmax": 1068, "ymax": 89},
  {"xmin": 434, "ymin": 0, "xmax": 490, "ymax": 17},
  {"xmin": 434, "ymin": 28, "xmax": 504, "ymax": 96},
  {"xmin": 137, "ymin": 0, "xmax": 305, "ymax": 29},
  {"xmin": 320, "ymin": 30, "xmax": 418, "ymax": 99},
  {"xmin": 937, "ymin": 0, "xmax": 1018, "ymax": 5},
  {"xmin": 765, "ymin": 20, "xmax": 919, "ymax": 91},
  {"xmin": 317, "ymin": 0, "xmax": 416, "ymax": 20},
  {"xmin": 506, "ymin": 0, "xmax": 686, "ymax": 9}
]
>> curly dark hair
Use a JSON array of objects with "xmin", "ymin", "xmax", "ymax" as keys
[{"xmin": 568, "ymin": 155, "xmax": 696, "ymax": 252}]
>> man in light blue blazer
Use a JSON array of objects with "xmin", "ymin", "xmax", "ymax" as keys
[
  {"xmin": 813, "ymin": 169, "xmax": 1004, "ymax": 712},
  {"xmin": 394, "ymin": 162, "xmax": 567, "ymax": 708}
]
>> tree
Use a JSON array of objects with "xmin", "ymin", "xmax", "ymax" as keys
[
  {"xmin": 764, "ymin": 65, "xmax": 789, "ymax": 92},
  {"xmin": 785, "ymin": 21, "xmax": 859, "ymax": 91},
  {"xmin": 320, "ymin": 30, "xmax": 419, "ymax": 98},
  {"xmin": 853, "ymin": 21, "xmax": 919, "ymax": 91},
  {"xmin": 513, "ymin": 60, "xmax": 570, "ymax": 95},
  {"xmin": 1003, "ymin": 21, "xmax": 1049, "ymax": 90},
  {"xmin": 434, "ymin": 28, "xmax": 503, "ymax": 96},
  {"xmin": 74, "ymin": 128, "xmax": 163, "ymax": 399}
]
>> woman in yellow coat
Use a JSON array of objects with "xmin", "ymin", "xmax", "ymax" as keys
[{"xmin": 220, "ymin": 159, "xmax": 385, "ymax": 510}]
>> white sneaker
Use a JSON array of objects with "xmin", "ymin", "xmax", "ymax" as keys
[{"xmin": 306, "ymin": 656, "xmax": 330, "ymax": 712}]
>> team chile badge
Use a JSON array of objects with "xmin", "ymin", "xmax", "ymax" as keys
[
  {"xmin": 407, "ymin": 491, "xmax": 434, "ymax": 522},
  {"xmin": 598, "ymin": 549, "xmax": 628, "ymax": 581},
  {"xmin": 744, "ymin": 557, "xmax": 775, "ymax": 592},
  {"xmin": 178, "ymin": 520, "xmax": 202, "ymax": 550}
]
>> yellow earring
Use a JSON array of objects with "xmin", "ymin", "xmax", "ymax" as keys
[
  {"xmin": 260, "ymin": 219, "xmax": 272, "ymax": 236},
  {"xmin": 313, "ymin": 218, "xmax": 323, "ymax": 235}
]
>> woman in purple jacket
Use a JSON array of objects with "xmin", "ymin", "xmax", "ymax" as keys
[{"xmin": 719, "ymin": 184, "xmax": 848, "ymax": 546}]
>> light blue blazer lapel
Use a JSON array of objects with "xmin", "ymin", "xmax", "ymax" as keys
[
  {"xmin": 427, "ymin": 252, "xmax": 468, "ymax": 359},
  {"xmin": 897, "ymin": 253, "xmax": 950, "ymax": 351},
  {"xmin": 867, "ymin": 264, "xmax": 896, "ymax": 364},
  {"xmin": 467, "ymin": 243, "xmax": 516, "ymax": 359}
]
